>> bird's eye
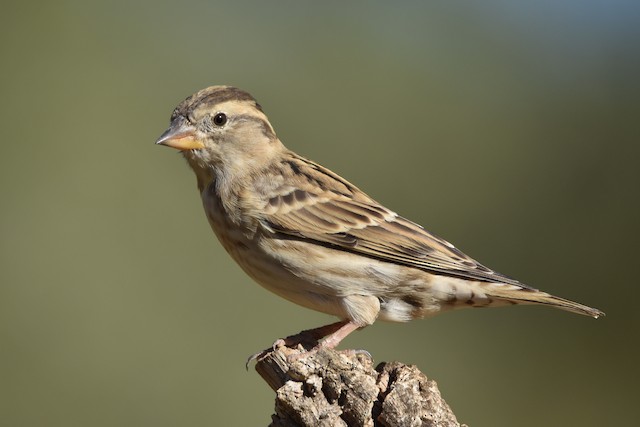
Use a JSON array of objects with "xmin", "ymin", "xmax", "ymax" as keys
[{"xmin": 213, "ymin": 113, "xmax": 227, "ymax": 126}]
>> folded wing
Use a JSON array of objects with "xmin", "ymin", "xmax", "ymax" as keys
[{"xmin": 259, "ymin": 154, "xmax": 530, "ymax": 288}]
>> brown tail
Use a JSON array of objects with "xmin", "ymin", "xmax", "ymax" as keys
[
  {"xmin": 521, "ymin": 292, "xmax": 604, "ymax": 318},
  {"xmin": 480, "ymin": 283, "xmax": 604, "ymax": 318}
]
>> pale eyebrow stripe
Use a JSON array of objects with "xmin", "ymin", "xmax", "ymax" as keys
[{"xmin": 234, "ymin": 114, "xmax": 276, "ymax": 139}]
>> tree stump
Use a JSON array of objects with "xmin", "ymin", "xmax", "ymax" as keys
[{"xmin": 255, "ymin": 346, "xmax": 466, "ymax": 427}]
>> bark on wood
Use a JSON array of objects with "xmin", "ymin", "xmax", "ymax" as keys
[{"xmin": 255, "ymin": 346, "xmax": 466, "ymax": 427}]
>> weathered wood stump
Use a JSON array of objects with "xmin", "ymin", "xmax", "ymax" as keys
[{"xmin": 255, "ymin": 346, "xmax": 466, "ymax": 427}]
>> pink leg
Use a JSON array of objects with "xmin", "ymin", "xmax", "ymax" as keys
[
  {"xmin": 315, "ymin": 321, "xmax": 361, "ymax": 349},
  {"xmin": 246, "ymin": 320, "xmax": 363, "ymax": 368},
  {"xmin": 279, "ymin": 320, "xmax": 351, "ymax": 347},
  {"xmin": 284, "ymin": 321, "xmax": 364, "ymax": 362}
]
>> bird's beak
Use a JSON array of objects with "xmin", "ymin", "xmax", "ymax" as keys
[{"xmin": 155, "ymin": 117, "xmax": 205, "ymax": 150}]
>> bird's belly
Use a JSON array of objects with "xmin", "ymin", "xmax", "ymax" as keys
[
  {"xmin": 202, "ymin": 196, "xmax": 497, "ymax": 323},
  {"xmin": 223, "ymin": 235, "xmax": 443, "ymax": 322},
  {"xmin": 225, "ymin": 236, "xmax": 359, "ymax": 319},
  {"xmin": 203, "ymin": 212, "xmax": 353, "ymax": 318}
]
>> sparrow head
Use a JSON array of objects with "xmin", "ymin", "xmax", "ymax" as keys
[{"xmin": 156, "ymin": 86, "xmax": 281, "ymax": 176}]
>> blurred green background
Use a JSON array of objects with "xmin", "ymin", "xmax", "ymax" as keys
[{"xmin": 1, "ymin": 1, "xmax": 638, "ymax": 425}]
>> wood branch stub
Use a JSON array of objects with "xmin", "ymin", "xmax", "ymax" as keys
[{"xmin": 255, "ymin": 346, "xmax": 465, "ymax": 427}]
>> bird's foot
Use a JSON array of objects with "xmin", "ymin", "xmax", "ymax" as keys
[
  {"xmin": 245, "ymin": 326, "xmax": 337, "ymax": 369},
  {"xmin": 245, "ymin": 320, "xmax": 365, "ymax": 369}
]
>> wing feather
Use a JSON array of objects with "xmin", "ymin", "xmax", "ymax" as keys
[{"xmin": 260, "ymin": 153, "xmax": 530, "ymax": 288}]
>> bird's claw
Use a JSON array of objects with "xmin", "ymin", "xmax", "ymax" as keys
[
  {"xmin": 245, "ymin": 338, "xmax": 289, "ymax": 370},
  {"xmin": 350, "ymin": 348, "xmax": 373, "ymax": 360}
]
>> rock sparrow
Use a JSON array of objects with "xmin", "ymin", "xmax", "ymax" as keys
[{"xmin": 156, "ymin": 86, "xmax": 603, "ymax": 354}]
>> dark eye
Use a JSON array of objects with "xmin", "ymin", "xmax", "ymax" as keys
[{"xmin": 213, "ymin": 113, "xmax": 227, "ymax": 126}]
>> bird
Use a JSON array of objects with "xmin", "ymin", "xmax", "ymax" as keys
[{"xmin": 155, "ymin": 85, "xmax": 603, "ymax": 357}]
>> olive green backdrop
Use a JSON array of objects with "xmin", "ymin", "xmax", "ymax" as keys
[{"xmin": 1, "ymin": 1, "xmax": 638, "ymax": 426}]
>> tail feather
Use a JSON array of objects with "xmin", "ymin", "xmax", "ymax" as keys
[{"xmin": 479, "ymin": 282, "xmax": 604, "ymax": 319}]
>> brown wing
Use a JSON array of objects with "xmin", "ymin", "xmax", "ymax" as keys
[{"xmin": 259, "ymin": 153, "xmax": 531, "ymax": 288}]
